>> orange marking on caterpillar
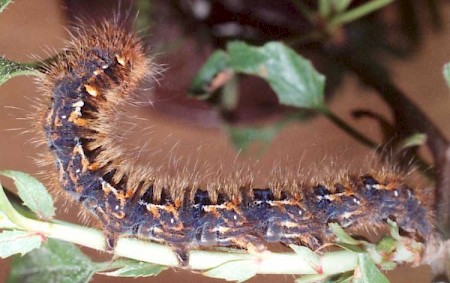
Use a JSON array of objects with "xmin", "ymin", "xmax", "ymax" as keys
[{"xmin": 84, "ymin": 84, "xmax": 99, "ymax": 97}]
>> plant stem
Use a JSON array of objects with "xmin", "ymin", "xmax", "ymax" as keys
[
  {"xmin": 319, "ymin": 0, "xmax": 331, "ymax": 18},
  {"xmin": 329, "ymin": 0, "xmax": 394, "ymax": 28},
  {"xmin": 320, "ymin": 108, "xmax": 377, "ymax": 148}
]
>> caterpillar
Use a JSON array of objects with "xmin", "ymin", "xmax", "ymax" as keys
[{"xmin": 38, "ymin": 20, "xmax": 434, "ymax": 267}]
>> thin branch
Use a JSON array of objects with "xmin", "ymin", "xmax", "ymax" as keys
[{"xmin": 320, "ymin": 108, "xmax": 378, "ymax": 148}]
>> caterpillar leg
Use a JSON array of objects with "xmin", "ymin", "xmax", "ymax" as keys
[
  {"xmin": 172, "ymin": 246, "xmax": 190, "ymax": 268},
  {"xmin": 105, "ymin": 230, "xmax": 119, "ymax": 252}
]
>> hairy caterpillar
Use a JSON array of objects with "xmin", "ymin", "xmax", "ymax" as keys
[{"xmin": 38, "ymin": 20, "xmax": 434, "ymax": 267}]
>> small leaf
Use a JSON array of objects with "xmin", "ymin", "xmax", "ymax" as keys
[
  {"xmin": 386, "ymin": 219, "xmax": 401, "ymax": 240},
  {"xmin": 227, "ymin": 41, "xmax": 325, "ymax": 109},
  {"xmin": 0, "ymin": 57, "xmax": 40, "ymax": 86},
  {"xmin": 334, "ymin": 272, "xmax": 354, "ymax": 283},
  {"xmin": 398, "ymin": 133, "xmax": 427, "ymax": 150},
  {"xmin": 290, "ymin": 245, "xmax": 323, "ymax": 274},
  {"xmin": 443, "ymin": 63, "xmax": 450, "ymax": 90},
  {"xmin": 0, "ymin": 230, "xmax": 42, "ymax": 258},
  {"xmin": 0, "ymin": 210, "xmax": 17, "ymax": 229},
  {"xmin": 228, "ymin": 112, "xmax": 313, "ymax": 150},
  {"xmin": 0, "ymin": 0, "xmax": 13, "ymax": 13},
  {"xmin": 336, "ymin": 243, "xmax": 365, "ymax": 253},
  {"xmin": 354, "ymin": 254, "xmax": 390, "ymax": 283},
  {"xmin": 0, "ymin": 171, "xmax": 55, "ymax": 219},
  {"xmin": 98, "ymin": 258, "xmax": 167, "ymax": 277},
  {"xmin": 379, "ymin": 261, "xmax": 396, "ymax": 271},
  {"xmin": 329, "ymin": 223, "xmax": 362, "ymax": 246},
  {"xmin": 376, "ymin": 237, "xmax": 396, "ymax": 254},
  {"xmin": 330, "ymin": 0, "xmax": 394, "ymax": 27},
  {"xmin": 228, "ymin": 123, "xmax": 282, "ymax": 150},
  {"xmin": 190, "ymin": 50, "xmax": 230, "ymax": 97},
  {"xmin": 7, "ymin": 239, "xmax": 96, "ymax": 283},
  {"xmin": 203, "ymin": 260, "xmax": 257, "ymax": 282}
]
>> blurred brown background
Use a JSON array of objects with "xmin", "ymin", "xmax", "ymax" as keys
[{"xmin": 0, "ymin": 0, "xmax": 449, "ymax": 282}]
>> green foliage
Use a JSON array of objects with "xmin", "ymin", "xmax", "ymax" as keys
[
  {"xmin": 0, "ymin": 171, "xmax": 55, "ymax": 219},
  {"xmin": 328, "ymin": 0, "xmax": 394, "ymax": 28},
  {"xmin": 354, "ymin": 254, "xmax": 389, "ymax": 283},
  {"xmin": 330, "ymin": 0, "xmax": 352, "ymax": 13},
  {"xmin": 397, "ymin": 133, "xmax": 427, "ymax": 150},
  {"xmin": 191, "ymin": 41, "xmax": 326, "ymax": 149},
  {"xmin": 227, "ymin": 122, "xmax": 284, "ymax": 150},
  {"xmin": 0, "ymin": 0, "xmax": 12, "ymax": 13},
  {"xmin": 190, "ymin": 50, "xmax": 230, "ymax": 97},
  {"xmin": 329, "ymin": 223, "xmax": 363, "ymax": 246},
  {"xmin": 7, "ymin": 239, "xmax": 96, "ymax": 283},
  {"xmin": 228, "ymin": 41, "xmax": 325, "ymax": 109},
  {"xmin": 191, "ymin": 41, "xmax": 325, "ymax": 110},
  {"xmin": 0, "ymin": 206, "xmax": 17, "ymax": 230},
  {"xmin": 0, "ymin": 230, "xmax": 42, "ymax": 258},
  {"xmin": 0, "ymin": 0, "xmax": 42, "ymax": 85},
  {"xmin": 0, "ymin": 57, "xmax": 40, "ymax": 86},
  {"xmin": 376, "ymin": 237, "xmax": 396, "ymax": 255},
  {"xmin": 97, "ymin": 258, "xmax": 167, "ymax": 277},
  {"xmin": 203, "ymin": 260, "xmax": 258, "ymax": 282},
  {"xmin": 290, "ymin": 245, "xmax": 322, "ymax": 274}
]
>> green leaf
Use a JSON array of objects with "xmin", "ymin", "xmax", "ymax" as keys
[
  {"xmin": 376, "ymin": 237, "xmax": 396, "ymax": 254},
  {"xmin": 0, "ymin": 230, "xmax": 42, "ymax": 258},
  {"xmin": 0, "ymin": 171, "xmax": 55, "ymax": 219},
  {"xmin": 0, "ymin": 209, "xmax": 17, "ymax": 229},
  {"xmin": 228, "ymin": 123, "xmax": 283, "ymax": 150},
  {"xmin": 398, "ymin": 133, "xmax": 427, "ymax": 150},
  {"xmin": 228, "ymin": 111, "xmax": 313, "ymax": 150},
  {"xmin": 190, "ymin": 50, "xmax": 230, "ymax": 97},
  {"xmin": 0, "ymin": 57, "xmax": 40, "ymax": 86},
  {"xmin": 386, "ymin": 219, "xmax": 401, "ymax": 240},
  {"xmin": 7, "ymin": 239, "xmax": 96, "ymax": 283},
  {"xmin": 354, "ymin": 254, "xmax": 390, "ymax": 283},
  {"xmin": 329, "ymin": 223, "xmax": 362, "ymax": 246},
  {"xmin": 290, "ymin": 245, "xmax": 322, "ymax": 274},
  {"xmin": 443, "ymin": 63, "xmax": 450, "ymax": 90},
  {"xmin": 330, "ymin": 0, "xmax": 394, "ymax": 27},
  {"xmin": 97, "ymin": 258, "xmax": 167, "ymax": 277},
  {"xmin": 203, "ymin": 260, "xmax": 257, "ymax": 282},
  {"xmin": 336, "ymin": 243, "xmax": 365, "ymax": 253},
  {"xmin": 334, "ymin": 272, "xmax": 354, "ymax": 283},
  {"xmin": 0, "ymin": 0, "xmax": 13, "ymax": 13},
  {"xmin": 227, "ymin": 41, "xmax": 325, "ymax": 109}
]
